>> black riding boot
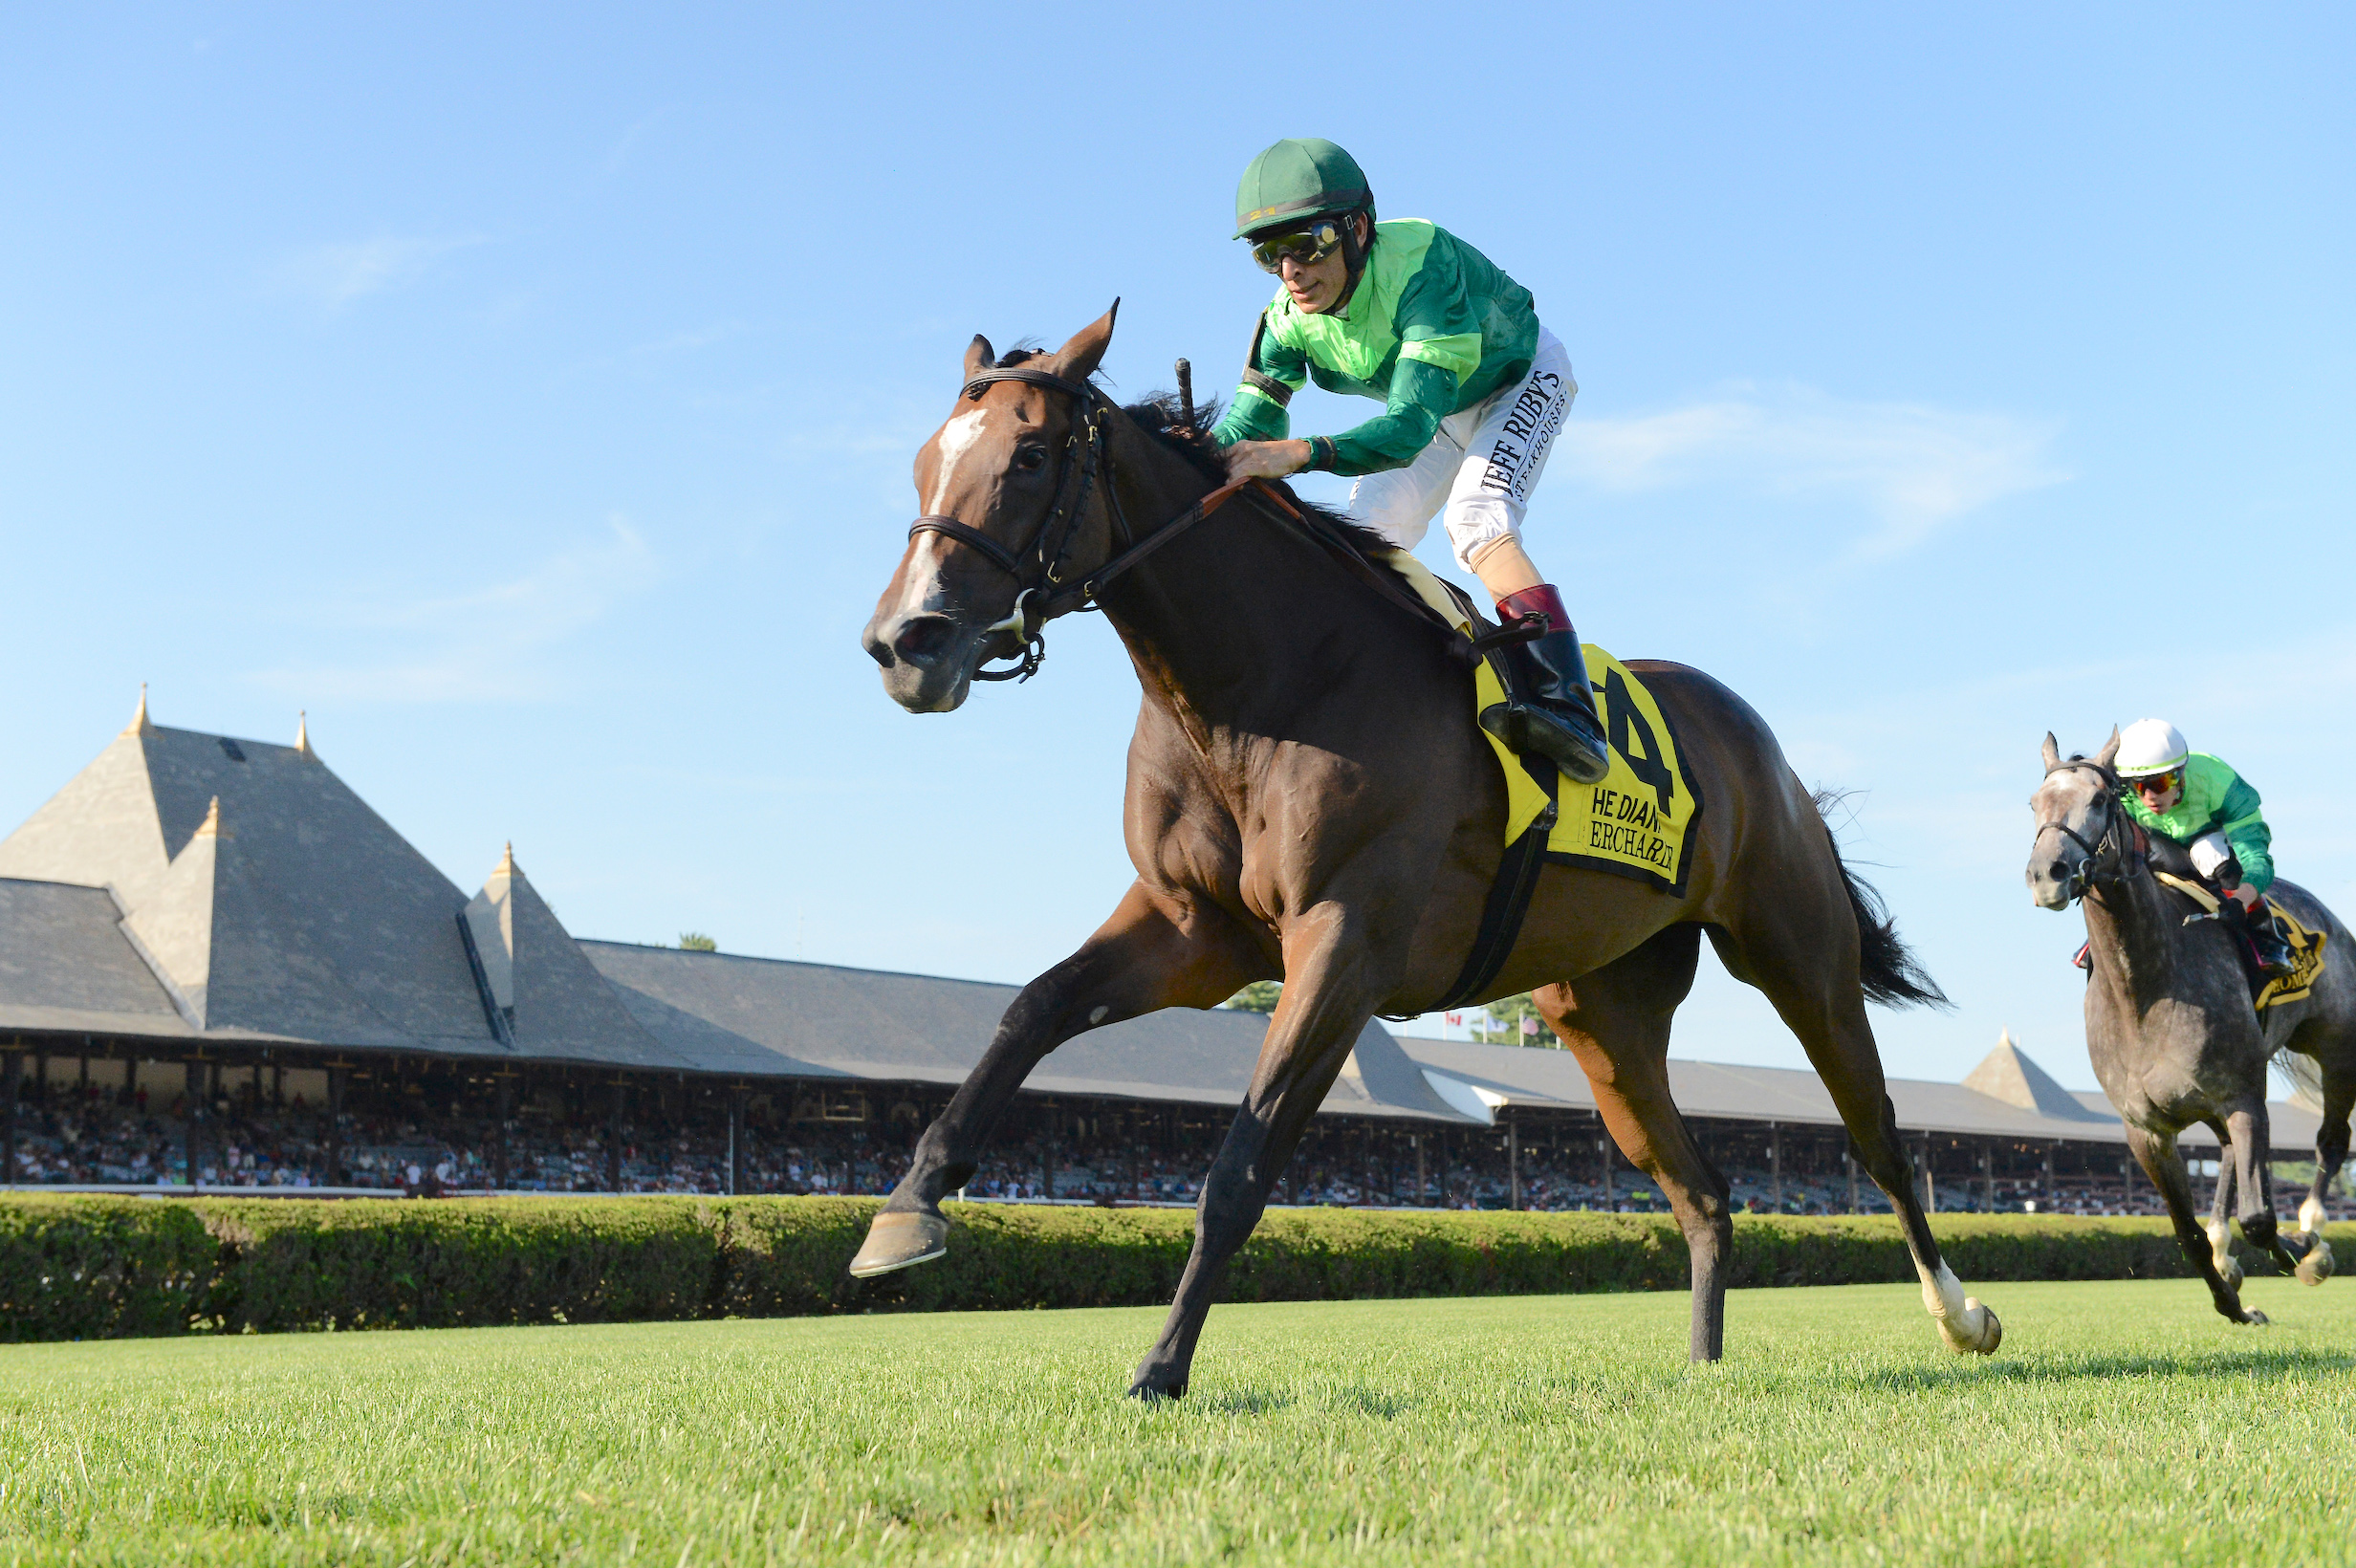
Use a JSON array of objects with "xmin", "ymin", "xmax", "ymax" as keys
[
  {"xmin": 2248, "ymin": 903, "xmax": 2297, "ymax": 978},
  {"xmin": 2225, "ymin": 896, "xmax": 2297, "ymax": 979},
  {"xmin": 1481, "ymin": 585, "xmax": 1612, "ymax": 785}
]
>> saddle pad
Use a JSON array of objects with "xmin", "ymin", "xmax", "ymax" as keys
[
  {"xmin": 2258, "ymin": 903, "xmax": 2328, "ymax": 1010},
  {"xmin": 2150, "ymin": 872, "xmax": 2328, "ymax": 1010},
  {"xmin": 1379, "ymin": 550, "xmax": 1701, "ymax": 896}
]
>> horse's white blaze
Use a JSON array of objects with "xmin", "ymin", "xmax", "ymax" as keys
[
  {"xmin": 924, "ymin": 407, "xmax": 993, "ymax": 515},
  {"xmin": 2301, "ymin": 1195, "xmax": 2328, "ymax": 1234}
]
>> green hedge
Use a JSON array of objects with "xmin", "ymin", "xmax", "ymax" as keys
[{"xmin": 1, "ymin": 1194, "xmax": 2342, "ymax": 1343}]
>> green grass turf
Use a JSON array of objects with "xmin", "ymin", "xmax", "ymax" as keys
[{"xmin": 5, "ymin": 1276, "xmax": 2356, "ymax": 1565}]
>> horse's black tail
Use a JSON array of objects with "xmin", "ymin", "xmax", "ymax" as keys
[{"xmin": 1814, "ymin": 790, "xmax": 1950, "ymax": 1010}]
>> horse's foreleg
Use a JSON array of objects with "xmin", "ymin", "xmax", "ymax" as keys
[
  {"xmin": 2127, "ymin": 1123, "xmax": 2263, "ymax": 1322},
  {"xmin": 2202, "ymin": 1121, "xmax": 2241, "ymax": 1290},
  {"xmin": 1537, "ymin": 927, "xmax": 1732, "ymax": 1361},
  {"xmin": 1709, "ymin": 913, "xmax": 1999, "ymax": 1355},
  {"xmin": 1128, "ymin": 904, "xmax": 1388, "ymax": 1401},
  {"xmin": 849, "ymin": 883, "xmax": 1258, "ymax": 1277}
]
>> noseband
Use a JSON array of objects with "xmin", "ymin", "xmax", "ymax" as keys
[{"xmin": 2039, "ymin": 757, "xmax": 2130, "ymax": 904}]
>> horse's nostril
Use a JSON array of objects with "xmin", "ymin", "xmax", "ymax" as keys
[
  {"xmin": 892, "ymin": 615, "xmax": 958, "ymax": 668},
  {"xmin": 862, "ymin": 626, "xmax": 896, "ymax": 669}
]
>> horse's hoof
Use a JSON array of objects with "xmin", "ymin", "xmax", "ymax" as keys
[
  {"xmin": 1938, "ymin": 1298, "xmax": 2001, "ymax": 1356},
  {"xmin": 2217, "ymin": 1257, "xmax": 2245, "ymax": 1293},
  {"xmin": 1126, "ymin": 1374, "xmax": 1187, "ymax": 1404},
  {"xmin": 2299, "ymin": 1237, "xmax": 2334, "ymax": 1286},
  {"xmin": 2241, "ymin": 1307, "xmax": 2271, "ymax": 1326},
  {"xmin": 847, "ymin": 1209, "xmax": 949, "ymax": 1277}
]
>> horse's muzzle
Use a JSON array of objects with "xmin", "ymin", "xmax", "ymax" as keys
[
  {"xmin": 2026, "ymin": 861, "xmax": 2076, "ymax": 910},
  {"xmin": 862, "ymin": 610, "xmax": 977, "ymax": 713}
]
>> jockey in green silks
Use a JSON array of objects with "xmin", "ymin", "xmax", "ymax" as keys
[
  {"xmin": 1211, "ymin": 138, "xmax": 1612, "ymax": 785},
  {"xmin": 2114, "ymin": 717, "xmax": 2296, "ymax": 976}
]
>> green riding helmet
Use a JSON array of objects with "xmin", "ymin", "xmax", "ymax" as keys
[{"xmin": 1233, "ymin": 138, "xmax": 1375, "ymax": 239}]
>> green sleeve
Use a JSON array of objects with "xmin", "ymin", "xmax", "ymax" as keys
[
  {"xmin": 1211, "ymin": 314, "xmax": 1306, "ymax": 447},
  {"xmin": 2218, "ymin": 773, "xmax": 2275, "ymax": 894},
  {"xmin": 1321, "ymin": 358, "xmax": 1456, "ymax": 476}
]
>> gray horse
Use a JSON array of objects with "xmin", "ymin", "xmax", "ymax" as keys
[{"xmin": 2028, "ymin": 729, "xmax": 2352, "ymax": 1322}]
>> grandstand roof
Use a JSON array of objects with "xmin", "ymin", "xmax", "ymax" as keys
[
  {"xmin": 1393, "ymin": 1034, "xmax": 2318, "ymax": 1151},
  {"xmin": 0, "ymin": 699, "xmax": 2320, "ymax": 1149},
  {"xmin": 580, "ymin": 942, "xmax": 1478, "ymax": 1123}
]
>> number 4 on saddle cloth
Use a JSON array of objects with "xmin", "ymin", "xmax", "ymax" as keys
[{"xmin": 1379, "ymin": 552, "xmax": 1703, "ymax": 1013}]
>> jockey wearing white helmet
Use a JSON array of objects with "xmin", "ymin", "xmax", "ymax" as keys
[{"xmin": 2114, "ymin": 718, "xmax": 2293, "ymax": 975}]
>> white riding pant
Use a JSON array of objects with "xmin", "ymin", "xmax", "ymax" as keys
[
  {"xmin": 2190, "ymin": 832, "xmax": 2237, "ymax": 882},
  {"xmin": 1345, "ymin": 328, "xmax": 1575, "ymax": 574}
]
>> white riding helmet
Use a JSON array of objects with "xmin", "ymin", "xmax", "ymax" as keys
[{"xmin": 2116, "ymin": 718, "xmax": 2190, "ymax": 778}]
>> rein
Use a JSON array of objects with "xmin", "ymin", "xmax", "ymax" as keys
[{"xmin": 906, "ymin": 367, "xmax": 1483, "ymax": 683}]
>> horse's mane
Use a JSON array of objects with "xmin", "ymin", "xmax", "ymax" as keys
[{"xmin": 986, "ymin": 344, "xmax": 1399, "ymax": 565}]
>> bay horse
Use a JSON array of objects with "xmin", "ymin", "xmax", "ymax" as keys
[
  {"xmin": 856, "ymin": 306, "xmax": 2000, "ymax": 1397},
  {"xmin": 2029, "ymin": 730, "xmax": 2352, "ymax": 1320}
]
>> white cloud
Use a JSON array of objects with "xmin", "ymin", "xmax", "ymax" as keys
[
  {"xmin": 274, "ymin": 233, "xmax": 485, "ymax": 308},
  {"xmin": 1558, "ymin": 384, "xmax": 2068, "ymax": 557},
  {"xmin": 251, "ymin": 520, "xmax": 655, "ymax": 702}
]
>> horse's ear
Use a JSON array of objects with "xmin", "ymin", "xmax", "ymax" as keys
[
  {"xmin": 962, "ymin": 334, "xmax": 996, "ymax": 385},
  {"xmin": 2095, "ymin": 726, "xmax": 2122, "ymax": 770},
  {"xmin": 1048, "ymin": 299, "xmax": 1119, "ymax": 384},
  {"xmin": 2040, "ymin": 732, "xmax": 2062, "ymax": 772}
]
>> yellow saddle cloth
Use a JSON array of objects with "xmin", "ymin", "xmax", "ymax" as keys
[
  {"xmin": 1381, "ymin": 550, "xmax": 1701, "ymax": 896},
  {"xmin": 2151, "ymin": 872, "xmax": 2328, "ymax": 1009}
]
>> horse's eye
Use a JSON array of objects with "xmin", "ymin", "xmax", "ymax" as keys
[{"xmin": 1014, "ymin": 447, "xmax": 1048, "ymax": 473}]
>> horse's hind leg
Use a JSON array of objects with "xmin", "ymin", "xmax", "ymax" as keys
[
  {"xmin": 850, "ymin": 882, "xmax": 1258, "ymax": 1276},
  {"xmin": 1707, "ymin": 907, "xmax": 1999, "ymax": 1355},
  {"xmin": 2127, "ymin": 1123, "xmax": 2265, "ymax": 1323},
  {"xmin": 2223, "ymin": 1101, "xmax": 2323, "ymax": 1282},
  {"xmin": 2296, "ymin": 1062, "xmax": 2352, "ymax": 1275},
  {"xmin": 1537, "ymin": 925, "xmax": 1734, "ymax": 1360}
]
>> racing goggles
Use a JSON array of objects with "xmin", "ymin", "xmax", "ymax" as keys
[
  {"xmin": 1251, "ymin": 218, "xmax": 1345, "ymax": 273},
  {"xmin": 2128, "ymin": 769, "xmax": 2183, "ymax": 796}
]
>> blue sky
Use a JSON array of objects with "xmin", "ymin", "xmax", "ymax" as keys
[{"xmin": 2, "ymin": 6, "xmax": 2348, "ymax": 1090}]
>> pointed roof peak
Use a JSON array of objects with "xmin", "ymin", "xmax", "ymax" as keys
[
  {"xmin": 294, "ymin": 710, "xmax": 315, "ymax": 758},
  {"xmin": 122, "ymin": 683, "xmax": 154, "ymax": 737},
  {"xmin": 193, "ymin": 795, "xmax": 228, "ymax": 840},
  {"xmin": 1964, "ymin": 1029, "xmax": 2097, "ymax": 1120},
  {"xmin": 493, "ymin": 840, "xmax": 519, "ymax": 879}
]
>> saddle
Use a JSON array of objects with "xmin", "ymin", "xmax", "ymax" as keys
[{"xmin": 2143, "ymin": 837, "xmax": 2323, "ymax": 1007}]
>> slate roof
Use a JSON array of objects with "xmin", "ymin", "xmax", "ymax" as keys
[
  {"xmin": 0, "ymin": 879, "xmax": 189, "ymax": 1038},
  {"xmin": 2, "ymin": 700, "xmax": 2319, "ymax": 1146},
  {"xmin": 580, "ymin": 942, "xmax": 1478, "ymax": 1122},
  {"xmin": 1395, "ymin": 1035, "xmax": 2322, "ymax": 1152},
  {"xmin": 0, "ymin": 712, "xmax": 500, "ymax": 1055}
]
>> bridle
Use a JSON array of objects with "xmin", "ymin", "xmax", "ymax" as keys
[
  {"xmin": 907, "ymin": 366, "xmax": 1272, "ymax": 683},
  {"xmin": 2038, "ymin": 756, "xmax": 2132, "ymax": 904},
  {"xmin": 905, "ymin": 363, "xmax": 1516, "ymax": 685}
]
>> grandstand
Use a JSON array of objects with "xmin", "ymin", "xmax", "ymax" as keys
[{"xmin": 1, "ymin": 697, "xmax": 2334, "ymax": 1218}]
